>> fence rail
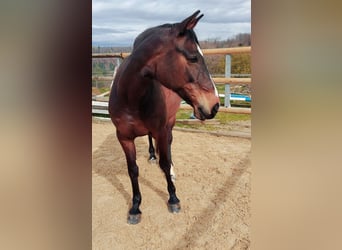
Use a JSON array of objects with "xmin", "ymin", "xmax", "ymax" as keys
[
  {"xmin": 92, "ymin": 76, "xmax": 251, "ymax": 85},
  {"xmin": 92, "ymin": 46, "xmax": 251, "ymax": 85},
  {"xmin": 92, "ymin": 46, "xmax": 251, "ymax": 58},
  {"xmin": 92, "ymin": 100, "xmax": 251, "ymax": 115},
  {"xmin": 92, "ymin": 46, "xmax": 251, "ymax": 114}
]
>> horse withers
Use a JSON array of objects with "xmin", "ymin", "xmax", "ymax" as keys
[{"xmin": 109, "ymin": 10, "xmax": 219, "ymax": 224}]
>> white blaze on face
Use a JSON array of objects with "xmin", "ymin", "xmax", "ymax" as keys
[
  {"xmin": 210, "ymin": 75, "xmax": 219, "ymax": 97},
  {"xmin": 197, "ymin": 43, "xmax": 218, "ymax": 97},
  {"xmin": 196, "ymin": 43, "xmax": 203, "ymax": 56}
]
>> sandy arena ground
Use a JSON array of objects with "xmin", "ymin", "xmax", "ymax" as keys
[{"xmin": 92, "ymin": 118, "xmax": 251, "ymax": 249}]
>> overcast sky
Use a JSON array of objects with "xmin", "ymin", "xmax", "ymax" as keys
[{"xmin": 92, "ymin": 0, "xmax": 251, "ymax": 47}]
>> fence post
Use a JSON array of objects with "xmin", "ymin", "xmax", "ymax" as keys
[{"xmin": 224, "ymin": 54, "xmax": 231, "ymax": 107}]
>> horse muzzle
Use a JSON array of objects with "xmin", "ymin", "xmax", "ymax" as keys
[
  {"xmin": 195, "ymin": 102, "xmax": 219, "ymax": 120},
  {"xmin": 175, "ymin": 83, "xmax": 220, "ymax": 120}
]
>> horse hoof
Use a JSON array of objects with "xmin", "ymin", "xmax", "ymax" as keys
[
  {"xmin": 168, "ymin": 202, "xmax": 181, "ymax": 213},
  {"xmin": 148, "ymin": 157, "xmax": 157, "ymax": 164},
  {"xmin": 127, "ymin": 213, "xmax": 141, "ymax": 224}
]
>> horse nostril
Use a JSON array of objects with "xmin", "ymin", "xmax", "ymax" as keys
[{"xmin": 211, "ymin": 103, "xmax": 219, "ymax": 116}]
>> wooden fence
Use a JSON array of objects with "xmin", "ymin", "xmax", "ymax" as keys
[{"xmin": 92, "ymin": 46, "xmax": 251, "ymax": 114}]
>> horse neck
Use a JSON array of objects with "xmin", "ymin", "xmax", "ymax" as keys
[
  {"xmin": 160, "ymin": 85, "xmax": 182, "ymax": 116},
  {"xmin": 120, "ymin": 34, "xmax": 177, "ymax": 104}
]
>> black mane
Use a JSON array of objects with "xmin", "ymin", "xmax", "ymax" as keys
[
  {"xmin": 187, "ymin": 29, "xmax": 200, "ymax": 45},
  {"xmin": 133, "ymin": 24, "xmax": 171, "ymax": 50},
  {"xmin": 133, "ymin": 22, "xmax": 200, "ymax": 50}
]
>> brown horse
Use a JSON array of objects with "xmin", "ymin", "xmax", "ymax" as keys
[{"xmin": 109, "ymin": 10, "xmax": 219, "ymax": 224}]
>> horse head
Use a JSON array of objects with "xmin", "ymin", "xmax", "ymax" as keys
[{"xmin": 136, "ymin": 10, "xmax": 220, "ymax": 120}]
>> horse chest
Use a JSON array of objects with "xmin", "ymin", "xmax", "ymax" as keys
[{"xmin": 113, "ymin": 113, "xmax": 149, "ymax": 138}]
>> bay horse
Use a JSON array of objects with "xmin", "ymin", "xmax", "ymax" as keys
[{"xmin": 109, "ymin": 10, "xmax": 219, "ymax": 224}]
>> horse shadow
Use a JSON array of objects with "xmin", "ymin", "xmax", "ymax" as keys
[
  {"xmin": 174, "ymin": 155, "xmax": 251, "ymax": 249},
  {"xmin": 92, "ymin": 131, "xmax": 168, "ymax": 207}
]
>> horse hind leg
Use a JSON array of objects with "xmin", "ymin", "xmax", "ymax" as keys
[
  {"xmin": 148, "ymin": 133, "xmax": 157, "ymax": 164},
  {"xmin": 148, "ymin": 134, "xmax": 176, "ymax": 182},
  {"xmin": 118, "ymin": 136, "xmax": 142, "ymax": 224}
]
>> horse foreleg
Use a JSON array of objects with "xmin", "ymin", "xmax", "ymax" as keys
[
  {"xmin": 117, "ymin": 136, "xmax": 142, "ymax": 224},
  {"xmin": 148, "ymin": 133, "xmax": 157, "ymax": 163},
  {"xmin": 170, "ymin": 164, "xmax": 176, "ymax": 182},
  {"xmin": 158, "ymin": 131, "xmax": 180, "ymax": 213}
]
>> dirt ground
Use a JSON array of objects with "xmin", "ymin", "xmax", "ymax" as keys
[{"xmin": 92, "ymin": 118, "xmax": 251, "ymax": 249}]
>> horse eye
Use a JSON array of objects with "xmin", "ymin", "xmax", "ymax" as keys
[{"xmin": 188, "ymin": 56, "xmax": 198, "ymax": 63}]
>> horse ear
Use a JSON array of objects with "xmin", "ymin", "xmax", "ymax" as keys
[{"xmin": 177, "ymin": 10, "xmax": 204, "ymax": 35}]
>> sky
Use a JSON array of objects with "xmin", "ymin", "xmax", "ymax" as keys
[{"xmin": 92, "ymin": 0, "xmax": 251, "ymax": 47}]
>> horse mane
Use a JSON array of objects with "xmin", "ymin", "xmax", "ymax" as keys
[
  {"xmin": 132, "ymin": 24, "xmax": 171, "ymax": 50},
  {"xmin": 133, "ymin": 22, "xmax": 200, "ymax": 51},
  {"xmin": 186, "ymin": 29, "xmax": 200, "ymax": 45}
]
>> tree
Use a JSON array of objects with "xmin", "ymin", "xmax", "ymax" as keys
[{"xmin": 231, "ymin": 54, "xmax": 251, "ymax": 74}]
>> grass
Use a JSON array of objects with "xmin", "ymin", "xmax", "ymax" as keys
[
  {"xmin": 175, "ymin": 109, "xmax": 251, "ymax": 130},
  {"xmin": 99, "ymin": 87, "xmax": 110, "ymax": 93},
  {"xmin": 176, "ymin": 109, "xmax": 250, "ymax": 122},
  {"xmin": 216, "ymin": 84, "xmax": 225, "ymax": 93},
  {"xmin": 215, "ymin": 112, "xmax": 251, "ymax": 123}
]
